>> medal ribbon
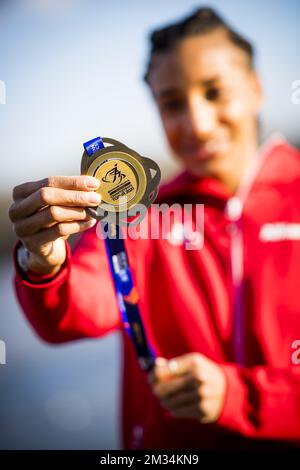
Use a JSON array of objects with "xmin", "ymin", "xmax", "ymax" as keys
[{"xmin": 83, "ymin": 136, "xmax": 156, "ymax": 372}]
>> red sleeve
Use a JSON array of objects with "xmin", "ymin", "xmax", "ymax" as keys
[
  {"xmin": 217, "ymin": 363, "xmax": 300, "ymax": 442},
  {"xmin": 13, "ymin": 228, "xmax": 122, "ymax": 343}
]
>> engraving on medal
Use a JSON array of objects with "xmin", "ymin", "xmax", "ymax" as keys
[
  {"xmin": 94, "ymin": 159, "xmax": 137, "ymax": 205},
  {"xmin": 102, "ymin": 162, "xmax": 126, "ymax": 183},
  {"xmin": 81, "ymin": 137, "xmax": 161, "ymax": 225}
]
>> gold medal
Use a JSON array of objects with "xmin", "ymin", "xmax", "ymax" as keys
[{"xmin": 81, "ymin": 137, "xmax": 161, "ymax": 225}]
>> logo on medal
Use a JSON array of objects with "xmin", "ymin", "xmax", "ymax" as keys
[
  {"xmin": 93, "ymin": 159, "xmax": 138, "ymax": 206},
  {"xmin": 102, "ymin": 163, "xmax": 126, "ymax": 184}
]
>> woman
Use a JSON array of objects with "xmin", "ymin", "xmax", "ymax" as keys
[{"xmin": 9, "ymin": 7, "xmax": 300, "ymax": 449}]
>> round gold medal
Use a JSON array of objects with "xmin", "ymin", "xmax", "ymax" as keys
[{"xmin": 81, "ymin": 138, "xmax": 161, "ymax": 225}]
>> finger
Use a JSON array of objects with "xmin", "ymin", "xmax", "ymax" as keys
[
  {"xmin": 166, "ymin": 353, "xmax": 204, "ymax": 378},
  {"xmin": 14, "ymin": 206, "xmax": 89, "ymax": 238},
  {"xmin": 148, "ymin": 357, "xmax": 169, "ymax": 384},
  {"xmin": 9, "ymin": 187, "xmax": 101, "ymax": 222},
  {"xmin": 161, "ymin": 388, "xmax": 201, "ymax": 412},
  {"xmin": 152, "ymin": 353, "xmax": 201, "ymax": 383},
  {"xmin": 171, "ymin": 403, "xmax": 204, "ymax": 421},
  {"xmin": 22, "ymin": 219, "xmax": 96, "ymax": 253},
  {"xmin": 152, "ymin": 372, "xmax": 197, "ymax": 399},
  {"xmin": 13, "ymin": 176, "xmax": 100, "ymax": 201},
  {"xmin": 153, "ymin": 360, "xmax": 176, "ymax": 382}
]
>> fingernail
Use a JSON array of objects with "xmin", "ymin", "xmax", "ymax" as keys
[
  {"xmin": 155, "ymin": 357, "xmax": 168, "ymax": 367},
  {"xmin": 86, "ymin": 177, "xmax": 100, "ymax": 189},
  {"xmin": 168, "ymin": 360, "xmax": 179, "ymax": 373},
  {"xmin": 84, "ymin": 219, "xmax": 96, "ymax": 226},
  {"xmin": 88, "ymin": 192, "xmax": 101, "ymax": 204}
]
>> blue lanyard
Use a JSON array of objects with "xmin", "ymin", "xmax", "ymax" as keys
[{"xmin": 83, "ymin": 137, "xmax": 156, "ymax": 372}]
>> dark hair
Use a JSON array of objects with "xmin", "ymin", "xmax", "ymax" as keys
[{"xmin": 143, "ymin": 7, "xmax": 254, "ymax": 84}]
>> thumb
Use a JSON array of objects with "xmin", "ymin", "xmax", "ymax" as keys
[
  {"xmin": 147, "ymin": 357, "xmax": 170, "ymax": 384},
  {"xmin": 154, "ymin": 357, "xmax": 175, "ymax": 381}
]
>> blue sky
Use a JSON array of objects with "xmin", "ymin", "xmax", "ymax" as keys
[{"xmin": 0, "ymin": 0, "xmax": 299, "ymax": 189}]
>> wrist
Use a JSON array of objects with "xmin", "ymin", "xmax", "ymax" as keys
[
  {"xmin": 27, "ymin": 252, "xmax": 64, "ymax": 276},
  {"xmin": 17, "ymin": 243, "xmax": 64, "ymax": 277}
]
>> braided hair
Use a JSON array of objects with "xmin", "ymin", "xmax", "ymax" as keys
[{"xmin": 144, "ymin": 7, "xmax": 254, "ymax": 84}]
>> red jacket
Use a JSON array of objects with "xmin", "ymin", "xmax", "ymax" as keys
[{"xmin": 14, "ymin": 137, "xmax": 300, "ymax": 450}]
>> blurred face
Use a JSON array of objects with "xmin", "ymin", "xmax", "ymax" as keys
[{"xmin": 148, "ymin": 29, "xmax": 262, "ymax": 192}]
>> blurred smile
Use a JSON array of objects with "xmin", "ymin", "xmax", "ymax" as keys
[{"xmin": 182, "ymin": 137, "xmax": 231, "ymax": 161}]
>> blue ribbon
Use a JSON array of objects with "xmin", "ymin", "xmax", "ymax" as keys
[
  {"xmin": 83, "ymin": 137, "xmax": 156, "ymax": 372},
  {"xmin": 84, "ymin": 136, "xmax": 105, "ymax": 156}
]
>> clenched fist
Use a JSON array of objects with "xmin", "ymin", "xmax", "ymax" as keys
[
  {"xmin": 148, "ymin": 353, "xmax": 227, "ymax": 424},
  {"xmin": 9, "ymin": 176, "xmax": 101, "ymax": 276}
]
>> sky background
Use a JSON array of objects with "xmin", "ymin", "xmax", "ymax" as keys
[
  {"xmin": 0, "ymin": 0, "xmax": 299, "ymax": 449},
  {"xmin": 0, "ymin": 0, "xmax": 299, "ymax": 191}
]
